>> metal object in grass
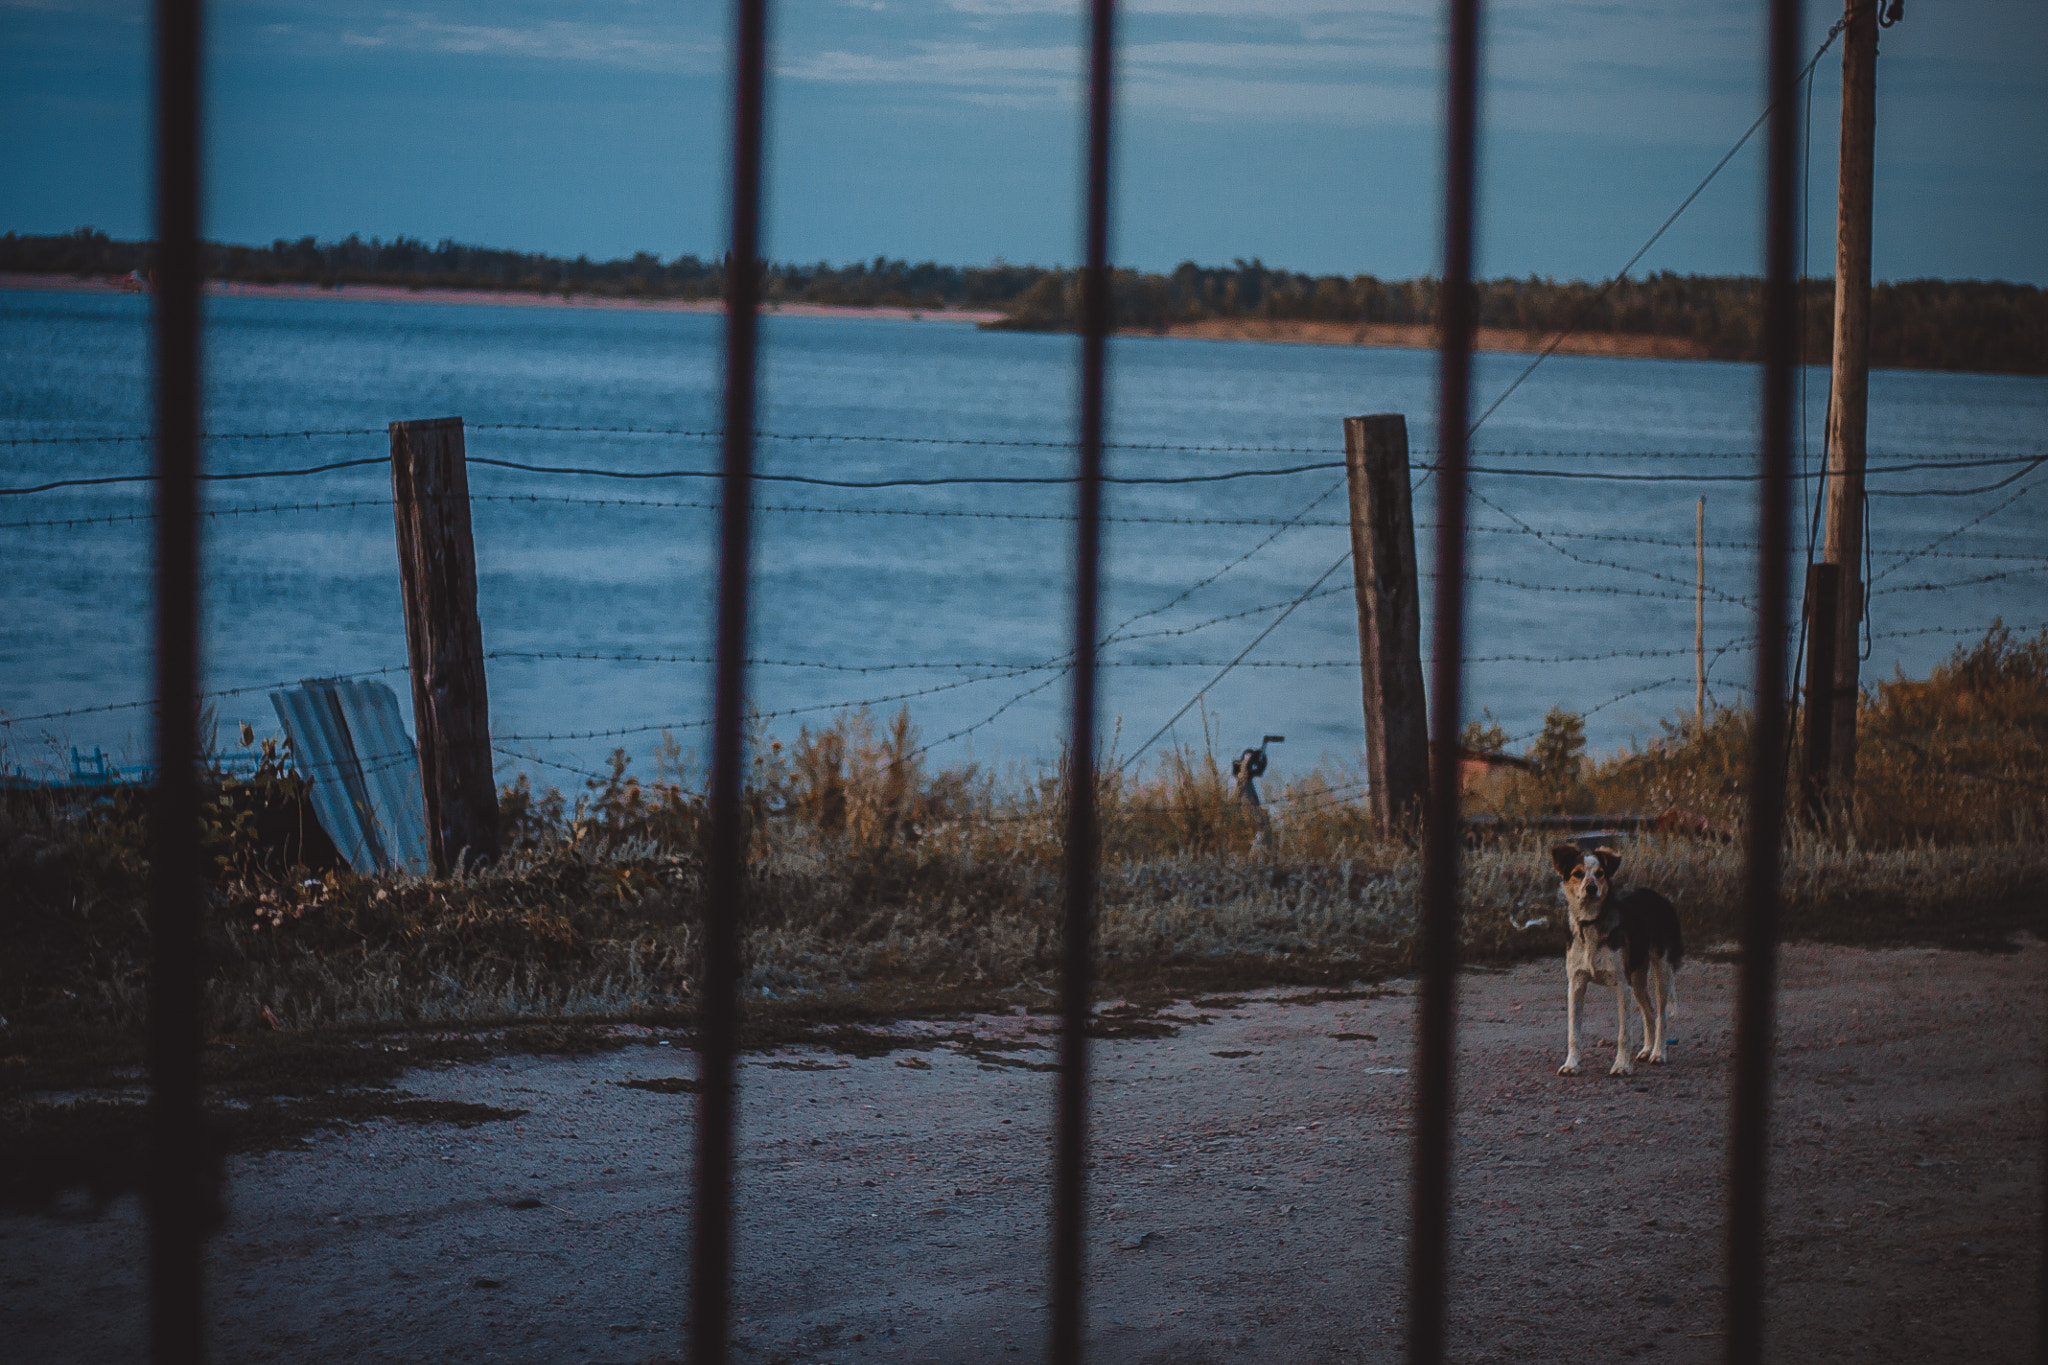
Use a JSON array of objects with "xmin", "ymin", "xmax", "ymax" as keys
[
  {"xmin": 269, "ymin": 678, "xmax": 430, "ymax": 876},
  {"xmin": 1230, "ymin": 734, "xmax": 1284, "ymax": 807}
]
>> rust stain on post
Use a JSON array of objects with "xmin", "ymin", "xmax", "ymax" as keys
[
  {"xmin": 389, "ymin": 416, "xmax": 500, "ymax": 874},
  {"xmin": 1800, "ymin": 562, "xmax": 1840, "ymax": 824}
]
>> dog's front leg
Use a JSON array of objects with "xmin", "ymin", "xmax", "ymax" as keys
[
  {"xmin": 1559, "ymin": 975, "xmax": 1586, "ymax": 1075},
  {"xmin": 1630, "ymin": 971, "xmax": 1658, "ymax": 1063},
  {"xmin": 1609, "ymin": 980, "xmax": 1634, "ymax": 1076}
]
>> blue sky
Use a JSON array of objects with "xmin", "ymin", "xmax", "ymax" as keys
[{"xmin": 4, "ymin": 0, "xmax": 2043, "ymax": 282}]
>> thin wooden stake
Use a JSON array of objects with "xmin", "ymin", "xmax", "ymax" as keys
[{"xmin": 1695, "ymin": 496, "xmax": 1707, "ymax": 723}]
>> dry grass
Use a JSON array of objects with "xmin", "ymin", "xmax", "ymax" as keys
[
  {"xmin": 2, "ymin": 627, "xmax": 2043, "ymax": 1045},
  {"xmin": 1465, "ymin": 621, "xmax": 2048, "ymax": 844}
]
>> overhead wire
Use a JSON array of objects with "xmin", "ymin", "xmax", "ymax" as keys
[
  {"xmin": 1462, "ymin": 14, "xmax": 1854, "ymax": 438},
  {"xmin": 0, "ymin": 665, "xmax": 410, "ymax": 727},
  {"xmin": 900, "ymin": 472, "xmax": 1352, "ymax": 759},
  {"xmin": 1869, "ymin": 472, "xmax": 2044, "ymax": 583},
  {"xmin": 1124, "ymin": 551, "xmax": 1354, "ymax": 764},
  {"xmin": 1864, "ymin": 453, "xmax": 2048, "ymax": 498}
]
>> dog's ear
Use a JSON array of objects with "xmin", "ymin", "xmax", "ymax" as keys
[
  {"xmin": 1592, "ymin": 846, "xmax": 1622, "ymax": 878},
  {"xmin": 1549, "ymin": 843, "xmax": 1582, "ymax": 878}
]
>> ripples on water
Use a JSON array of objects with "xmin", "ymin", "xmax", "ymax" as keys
[{"xmin": 2, "ymin": 288, "xmax": 2043, "ymax": 787}]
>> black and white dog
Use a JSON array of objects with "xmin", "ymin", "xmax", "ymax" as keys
[{"xmin": 1551, "ymin": 843, "xmax": 1684, "ymax": 1077}]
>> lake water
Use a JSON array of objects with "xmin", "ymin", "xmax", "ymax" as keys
[{"xmin": 3, "ymin": 287, "xmax": 2043, "ymax": 792}]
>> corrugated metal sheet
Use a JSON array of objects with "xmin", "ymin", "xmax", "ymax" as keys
[{"xmin": 270, "ymin": 678, "xmax": 431, "ymax": 876}]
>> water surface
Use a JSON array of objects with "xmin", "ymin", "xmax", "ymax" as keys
[{"xmin": 3, "ymin": 287, "xmax": 2042, "ymax": 791}]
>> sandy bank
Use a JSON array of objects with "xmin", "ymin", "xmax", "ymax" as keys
[
  {"xmin": 1160, "ymin": 315, "xmax": 1715, "ymax": 360},
  {"xmin": 0, "ymin": 273, "xmax": 1006, "ymax": 325},
  {"xmin": 10, "ymin": 273, "xmax": 1726, "ymax": 357}
]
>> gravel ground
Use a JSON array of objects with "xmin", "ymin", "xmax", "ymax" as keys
[{"xmin": 3, "ymin": 941, "xmax": 2040, "ymax": 1363}]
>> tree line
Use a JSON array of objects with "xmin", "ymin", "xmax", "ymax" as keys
[
  {"xmin": 991, "ymin": 260, "xmax": 2048, "ymax": 375},
  {"xmin": 0, "ymin": 228, "xmax": 1050, "ymax": 313},
  {"xmin": 6, "ymin": 228, "xmax": 2041, "ymax": 375}
]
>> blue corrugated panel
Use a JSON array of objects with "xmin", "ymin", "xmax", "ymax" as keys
[{"xmin": 270, "ymin": 679, "xmax": 431, "ymax": 876}]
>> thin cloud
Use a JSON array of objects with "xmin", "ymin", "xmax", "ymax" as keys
[
  {"xmin": 784, "ymin": 32, "xmax": 1433, "ymax": 123},
  {"xmin": 781, "ymin": 40, "xmax": 1079, "ymax": 94},
  {"xmin": 941, "ymin": 0, "xmax": 1428, "ymax": 16},
  {"xmin": 333, "ymin": 16, "xmax": 714, "ymax": 70}
]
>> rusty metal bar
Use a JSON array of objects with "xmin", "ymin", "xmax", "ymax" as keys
[
  {"xmin": 1407, "ymin": 0, "xmax": 1481, "ymax": 1361},
  {"xmin": 1050, "ymin": 0, "xmax": 1117, "ymax": 1359},
  {"xmin": 1724, "ymin": 0, "xmax": 1803, "ymax": 1355},
  {"xmin": 147, "ymin": 0, "xmax": 210, "ymax": 1357},
  {"xmin": 690, "ymin": 0, "xmax": 768, "ymax": 1360}
]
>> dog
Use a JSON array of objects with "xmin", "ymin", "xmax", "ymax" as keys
[{"xmin": 1551, "ymin": 843, "xmax": 1683, "ymax": 1076}]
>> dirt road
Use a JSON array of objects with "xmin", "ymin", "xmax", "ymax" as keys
[{"xmin": 4, "ymin": 942, "xmax": 2040, "ymax": 1363}]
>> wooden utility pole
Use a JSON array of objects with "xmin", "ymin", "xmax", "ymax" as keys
[
  {"xmin": 1800, "ymin": 563, "xmax": 1842, "ymax": 823},
  {"xmin": 1694, "ymin": 497, "xmax": 1706, "ymax": 724},
  {"xmin": 1820, "ymin": 0, "xmax": 1881, "ymax": 789},
  {"xmin": 1343, "ymin": 414, "xmax": 1430, "ymax": 829},
  {"xmin": 390, "ymin": 416, "xmax": 501, "ymax": 874}
]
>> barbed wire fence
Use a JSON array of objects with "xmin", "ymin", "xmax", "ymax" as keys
[{"xmin": 4, "ymin": 424, "xmax": 2043, "ymax": 808}]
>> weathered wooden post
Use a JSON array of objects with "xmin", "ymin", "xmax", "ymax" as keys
[
  {"xmin": 1344, "ymin": 414, "xmax": 1430, "ymax": 828},
  {"xmin": 390, "ymin": 416, "xmax": 500, "ymax": 873},
  {"xmin": 1800, "ymin": 562, "xmax": 1840, "ymax": 824},
  {"xmin": 1820, "ymin": 0, "xmax": 1893, "ymax": 795}
]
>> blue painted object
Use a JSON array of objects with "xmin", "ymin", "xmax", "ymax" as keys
[{"xmin": 269, "ymin": 679, "xmax": 431, "ymax": 876}]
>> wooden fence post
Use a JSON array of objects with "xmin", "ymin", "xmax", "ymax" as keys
[
  {"xmin": 390, "ymin": 416, "xmax": 500, "ymax": 873},
  {"xmin": 1800, "ymin": 562, "xmax": 1840, "ymax": 824},
  {"xmin": 1344, "ymin": 414, "xmax": 1430, "ymax": 829}
]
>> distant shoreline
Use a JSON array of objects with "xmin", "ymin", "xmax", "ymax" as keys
[
  {"xmin": 0, "ymin": 273, "xmax": 1801, "ymax": 366},
  {"xmin": 0, "ymin": 273, "xmax": 1006, "ymax": 325},
  {"xmin": 3, "ymin": 272, "xmax": 1720, "ymax": 360},
  {"xmin": 11, "ymin": 230, "xmax": 2042, "ymax": 373},
  {"xmin": 1154, "ymin": 315, "xmax": 1714, "ymax": 361}
]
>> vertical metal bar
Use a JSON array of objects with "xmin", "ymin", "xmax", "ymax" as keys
[
  {"xmin": 148, "ymin": 0, "xmax": 208, "ymax": 1356},
  {"xmin": 1407, "ymin": 0, "xmax": 1480, "ymax": 1361},
  {"xmin": 691, "ymin": 0, "xmax": 768, "ymax": 1361},
  {"xmin": 1051, "ymin": 0, "xmax": 1116, "ymax": 1359},
  {"xmin": 1725, "ymin": 0, "xmax": 1803, "ymax": 1355}
]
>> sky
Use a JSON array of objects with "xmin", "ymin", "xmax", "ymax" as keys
[{"xmin": 3, "ymin": 0, "xmax": 2044, "ymax": 283}]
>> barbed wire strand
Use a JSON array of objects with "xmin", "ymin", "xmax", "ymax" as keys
[
  {"xmin": 11, "ymin": 414, "xmax": 2025, "ymax": 463},
  {"xmin": 1464, "ymin": 483, "xmax": 1756, "ymax": 605},
  {"xmin": 485, "ymin": 642, "xmax": 1776, "ymax": 671},
  {"xmin": 896, "ymin": 479, "xmax": 1356, "ymax": 759},
  {"xmin": 1868, "ymin": 471, "xmax": 2044, "ymax": 584},
  {"xmin": 1461, "ymin": 16, "xmax": 1852, "ymax": 438},
  {"xmin": 9, "ymin": 447, "xmax": 2042, "ymax": 498},
  {"xmin": 1871, "ymin": 565, "xmax": 2048, "ymax": 597},
  {"xmin": 9, "ymin": 495, "xmax": 2041, "ymax": 569},
  {"xmin": 0, "ymin": 665, "xmax": 410, "ymax": 727},
  {"xmin": 1125, "ymin": 552, "xmax": 1355, "ymax": 765}
]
